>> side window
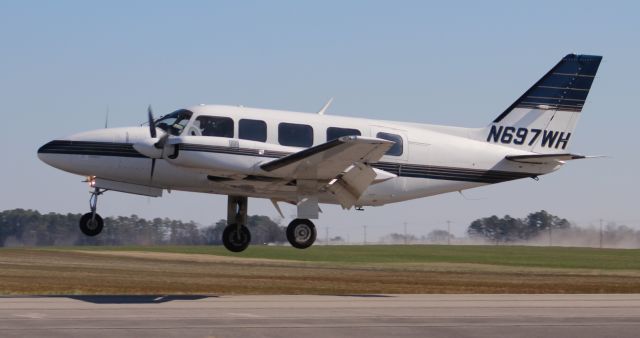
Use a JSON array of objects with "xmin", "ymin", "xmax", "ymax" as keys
[
  {"xmin": 239, "ymin": 119, "xmax": 267, "ymax": 142},
  {"xmin": 376, "ymin": 132, "xmax": 403, "ymax": 156},
  {"xmin": 326, "ymin": 127, "xmax": 361, "ymax": 141},
  {"xmin": 194, "ymin": 116, "xmax": 234, "ymax": 138},
  {"xmin": 278, "ymin": 122, "xmax": 313, "ymax": 147}
]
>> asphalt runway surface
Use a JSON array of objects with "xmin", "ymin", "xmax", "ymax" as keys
[{"xmin": 1, "ymin": 294, "xmax": 640, "ymax": 337}]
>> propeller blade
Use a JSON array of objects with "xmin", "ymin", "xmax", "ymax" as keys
[
  {"xmin": 150, "ymin": 158, "xmax": 156, "ymax": 181},
  {"xmin": 148, "ymin": 105, "xmax": 157, "ymax": 138},
  {"xmin": 148, "ymin": 105, "xmax": 158, "ymax": 181},
  {"xmin": 151, "ymin": 132, "xmax": 169, "ymax": 179}
]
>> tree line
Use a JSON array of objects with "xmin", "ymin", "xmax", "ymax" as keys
[
  {"xmin": 466, "ymin": 210, "xmax": 640, "ymax": 248},
  {"xmin": 0, "ymin": 209, "xmax": 285, "ymax": 247},
  {"xmin": 467, "ymin": 210, "xmax": 570, "ymax": 243},
  {"xmin": 1, "ymin": 208, "xmax": 637, "ymax": 248},
  {"xmin": 378, "ymin": 210, "xmax": 639, "ymax": 248}
]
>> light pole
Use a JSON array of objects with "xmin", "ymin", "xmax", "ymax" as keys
[
  {"xmin": 363, "ymin": 225, "xmax": 368, "ymax": 245},
  {"xmin": 599, "ymin": 219, "xmax": 603, "ymax": 249},
  {"xmin": 326, "ymin": 227, "xmax": 329, "ymax": 246},
  {"xmin": 403, "ymin": 221, "xmax": 408, "ymax": 245}
]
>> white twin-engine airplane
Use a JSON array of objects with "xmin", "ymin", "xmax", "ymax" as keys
[{"xmin": 38, "ymin": 54, "xmax": 602, "ymax": 252}]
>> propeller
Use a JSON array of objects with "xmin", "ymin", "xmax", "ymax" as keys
[
  {"xmin": 148, "ymin": 105, "xmax": 170, "ymax": 149},
  {"xmin": 147, "ymin": 105, "xmax": 160, "ymax": 181},
  {"xmin": 133, "ymin": 105, "xmax": 171, "ymax": 181},
  {"xmin": 148, "ymin": 105, "xmax": 156, "ymax": 138},
  {"xmin": 148, "ymin": 105, "xmax": 173, "ymax": 180}
]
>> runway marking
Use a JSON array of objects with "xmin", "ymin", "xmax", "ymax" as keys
[
  {"xmin": 13, "ymin": 313, "xmax": 45, "ymax": 319},
  {"xmin": 227, "ymin": 312, "xmax": 263, "ymax": 318},
  {"xmin": 1, "ymin": 321, "xmax": 640, "ymax": 331}
]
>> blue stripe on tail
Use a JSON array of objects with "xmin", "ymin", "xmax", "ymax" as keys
[{"xmin": 493, "ymin": 54, "xmax": 602, "ymax": 123}]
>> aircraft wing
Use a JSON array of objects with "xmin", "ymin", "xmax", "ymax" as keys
[
  {"xmin": 260, "ymin": 136, "xmax": 394, "ymax": 179},
  {"xmin": 505, "ymin": 153, "xmax": 587, "ymax": 164},
  {"xmin": 261, "ymin": 136, "xmax": 395, "ymax": 210}
]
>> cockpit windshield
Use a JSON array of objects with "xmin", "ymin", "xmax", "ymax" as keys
[{"xmin": 154, "ymin": 109, "xmax": 193, "ymax": 136}]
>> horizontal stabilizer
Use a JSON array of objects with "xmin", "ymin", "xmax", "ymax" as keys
[{"xmin": 505, "ymin": 153, "xmax": 587, "ymax": 164}]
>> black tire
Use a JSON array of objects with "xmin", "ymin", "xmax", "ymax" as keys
[
  {"xmin": 79, "ymin": 212, "xmax": 104, "ymax": 236},
  {"xmin": 286, "ymin": 219, "xmax": 317, "ymax": 249},
  {"xmin": 222, "ymin": 224, "xmax": 251, "ymax": 252}
]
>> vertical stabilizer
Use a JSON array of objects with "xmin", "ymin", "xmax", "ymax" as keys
[{"xmin": 485, "ymin": 54, "xmax": 602, "ymax": 154}]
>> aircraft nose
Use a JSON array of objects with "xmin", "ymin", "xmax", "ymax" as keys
[
  {"xmin": 38, "ymin": 140, "xmax": 55, "ymax": 154},
  {"xmin": 38, "ymin": 140, "xmax": 53, "ymax": 161},
  {"xmin": 37, "ymin": 140, "xmax": 66, "ymax": 166}
]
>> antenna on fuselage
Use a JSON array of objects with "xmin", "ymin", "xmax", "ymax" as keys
[
  {"xmin": 317, "ymin": 97, "xmax": 333, "ymax": 115},
  {"xmin": 104, "ymin": 105, "xmax": 110, "ymax": 128},
  {"xmin": 457, "ymin": 190, "xmax": 487, "ymax": 201}
]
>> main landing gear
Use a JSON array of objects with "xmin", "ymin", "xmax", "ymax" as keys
[
  {"xmin": 221, "ymin": 196, "xmax": 318, "ymax": 252},
  {"xmin": 286, "ymin": 218, "xmax": 317, "ymax": 249},
  {"xmin": 222, "ymin": 196, "xmax": 251, "ymax": 252},
  {"xmin": 79, "ymin": 187, "xmax": 105, "ymax": 236}
]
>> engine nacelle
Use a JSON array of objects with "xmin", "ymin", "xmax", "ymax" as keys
[{"xmin": 164, "ymin": 136, "xmax": 297, "ymax": 176}]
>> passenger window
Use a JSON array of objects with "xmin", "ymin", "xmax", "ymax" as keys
[
  {"xmin": 194, "ymin": 116, "xmax": 234, "ymax": 138},
  {"xmin": 326, "ymin": 127, "xmax": 361, "ymax": 141},
  {"xmin": 278, "ymin": 122, "xmax": 313, "ymax": 147},
  {"xmin": 239, "ymin": 119, "xmax": 267, "ymax": 142},
  {"xmin": 376, "ymin": 132, "xmax": 403, "ymax": 156}
]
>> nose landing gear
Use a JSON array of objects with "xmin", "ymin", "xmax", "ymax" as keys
[
  {"xmin": 79, "ymin": 187, "xmax": 105, "ymax": 236},
  {"xmin": 222, "ymin": 196, "xmax": 251, "ymax": 252},
  {"xmin": 222, "ymin": 224, "xmax": 251, "ymax": 252}
]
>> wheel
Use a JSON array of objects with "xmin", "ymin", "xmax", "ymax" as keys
[
  {"xmin": 222, "ymin": 224, "xmax": 251, "ymax": 252},
  {"xmin": 286, "ymin": 219, "xmax": 317, "ymax": 249},
  {"xmin": 79, "ymin": 212, "xmax": 104, "ymax": 236}
]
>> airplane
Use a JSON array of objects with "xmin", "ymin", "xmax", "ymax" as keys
[{"xmin": 38, "ymin": 54, "xmax": 602, "ymax": 252}]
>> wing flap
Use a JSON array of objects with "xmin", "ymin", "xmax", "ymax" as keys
[{"xmin": 325, "ymin": 163, "xmax": 377, "ymax": 209}]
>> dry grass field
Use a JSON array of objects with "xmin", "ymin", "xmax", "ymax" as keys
[{"xmin": 2, "ymin": 245, "xmax": 640, "ymax": 295}]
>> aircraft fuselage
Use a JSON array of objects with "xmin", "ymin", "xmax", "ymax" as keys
[{"xmin": 38, "ymin": 105, "xmax": 556, "ymax": 207}]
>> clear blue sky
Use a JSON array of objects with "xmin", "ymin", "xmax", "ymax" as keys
[{"xmin": 1, "ymin": 1, "xmax": 638, "ymax": 241}]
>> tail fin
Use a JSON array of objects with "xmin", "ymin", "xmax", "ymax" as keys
[{"xmin": 485, "ymin": 54, "xmax": 602, "ymax": 154}]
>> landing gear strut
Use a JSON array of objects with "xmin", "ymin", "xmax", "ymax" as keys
[
  {"xmin": 286, "ymin": 218, "xmax": 317, "ymax": 249},
  {"xmin": 222, "ymin": 196, "xmax": 251, "ymax": 252},
  {"xmin": 79, "ymin": 187, "xmax": 105, "ymax": 236}
]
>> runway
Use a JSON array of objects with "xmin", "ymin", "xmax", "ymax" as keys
[{"xmin": 2, "ymin": 294, "xmax": 640, "ymax": 337}]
